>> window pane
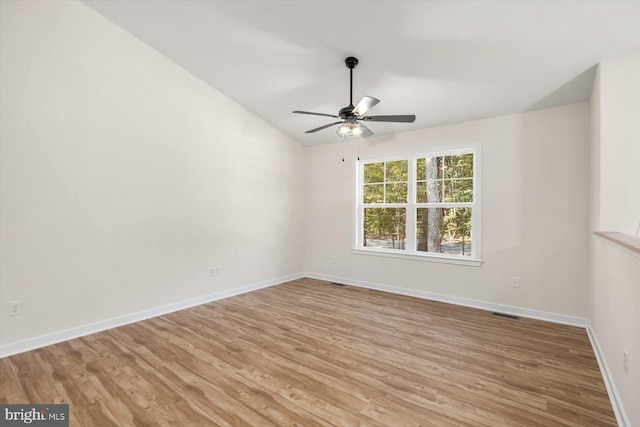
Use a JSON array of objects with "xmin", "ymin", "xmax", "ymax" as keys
[
  {"xmin": 363, "ymin": 184, "xmax": 384, "ymax": 203},
  {"xmin": 364, "ymin": 208, "xmax": 406, "ymax": 250},
  {"xmin": 444, "ymin": 154, "xmax": 473, "ymax": 179},
  {"xmin": 386, "ymin": 160, "xmax": 408, "ymax": 182},
  {"xmin": 416, "ymin": 181, "xmax": 426, "ymax": 203},
  {"xmin": 364, "ymin": 162, "xmax": 384, "ymax": 183},
  {"xmin": 443, "ymin": 178, "xmax": 473, "ymax": 202},
  {"xmin": 416, "ymin": 207, "xmax": 472, "ymax": 256},
  {"xmin": 385, "ymin": 183, "xmax": 407, "ymax": 203},
  {"xmin": 426, "ymin": 180, "xmax": 443, "ymax": 203},
  {"xmin": 416, "ymin": 158, "xmax": 426, "ymax": 181},
  {"xmin": 422, "ymin": 157, "xmax": 443, "ymax": 180}
]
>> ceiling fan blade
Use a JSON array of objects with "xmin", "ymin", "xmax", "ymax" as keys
[
  {"xmin": 359, "ymin": 123, "xmax": 374, "ymax": 138},
  {"xmin": 352, "ymin": 96, "xmax": 380, "ymax": 117},
  {"xmin": 293, "ymin": 110, "xmax": 339, "ymax": 119},
  {"xmin": 305, "ymin": 121, "xmax": 343, "ymax": 133},
  {"xmin": 362, "ymin": 115, "xmax": 416, "ymax": 123}
]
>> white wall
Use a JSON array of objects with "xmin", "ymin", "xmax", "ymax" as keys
[
  {"xmin": 589, "ymin": 55, "xmax": 640, "ymax": 427},
  {"xmin": 0, "ymin": 0, "xmax": 306, "ymax": 349},
  {"xmin": 597, "ymin": 55, "xmax": 640, "ymax": 235},
  {"xmin": 306, "ymin": 103, "xmax": 590, "ymax": 318}
]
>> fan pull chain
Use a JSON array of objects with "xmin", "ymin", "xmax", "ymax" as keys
[
  {"xmin": 357, "ymin": 137, "xmax": 360, "ymax": 161},
  {"xmin": 342, "ymin": 142, "xmax": 345, "ymax": 162}
]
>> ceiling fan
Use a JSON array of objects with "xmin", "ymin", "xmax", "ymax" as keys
[{"xmin": 293, "ymin": 57, "xmax": 416, "ymax": 139}]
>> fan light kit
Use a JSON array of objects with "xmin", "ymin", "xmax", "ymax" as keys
[
  {"xmin": 293, "ymin": 57, "xmax": 416, "ymax": 139},
  {"xmin": 336, "ymin": 120, "xmax": 364, "ymax": 139}
]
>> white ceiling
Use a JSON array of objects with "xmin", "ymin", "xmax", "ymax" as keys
[{"xmin": 83, "ymin": 0, "xmax": 640, "ymax": 146}]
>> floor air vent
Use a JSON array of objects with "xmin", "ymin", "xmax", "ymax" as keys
[
  {"xmin": 492, "ymin": 312, "xmax": 520, "ymax": 320},
  {"xmin": 330, "ymin": 282, "xmax": 346, "ymax": 286}
]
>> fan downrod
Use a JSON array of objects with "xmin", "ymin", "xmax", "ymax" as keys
[{"xmin": 342, "ymin": 57, "xmax": 359, "ymax": 114}]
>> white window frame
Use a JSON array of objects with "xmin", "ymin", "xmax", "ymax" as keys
[{"xmin": 353, "ymin": 144, "xmax": 482, "ymax": 267}]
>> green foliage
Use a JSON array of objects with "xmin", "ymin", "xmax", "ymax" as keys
[
  {"xmin": 363, "ymin": 184, "xmax": 384, "ymax": 203},
  {"xmin": 444, "ymin": 154, "xmax": 473, "ymax": 179},
  {"xmin": 364, "ymin": 162, "xmax": 384, "ymax": 183},
  {"xmin": 416, "ymin": 156, "xmax": 442, "ymax": 180},
  {"xmin": 416, "ymin": 158, "xmax": 426, "ymax": 181},
  {"xmin": 415, "ymin": 207, "xmax": 472, "ymax": 255},
  {"xmin": 385, "ymin": 160, "xmax": 407, "ymax": 182},
  {"xmin": 385, "ymin": 183, "xmax": 407, "ymax": 203},
  {"xmin": 363, "ymin": 208, "xmax": 406, "ymax": 249},
  {"xmin": 416, "ymin": 154, "xmax": 473, "ymax": 203},
  {"xmin": 444, "ymin": 179, "xmax": 473, "ymax": 202},
  {"xmin": 363, "ymin": 160, "xmax": 408, "ymax": 204},
  {"xmin": 442, "ymin": 207, "xmax": 472, "ymax": 240}
]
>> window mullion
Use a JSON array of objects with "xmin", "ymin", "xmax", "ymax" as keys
[
  {"xmin": 406, "ymin": 157, "xmax": 416, "ymax": 253},
  {"xmin": 363, "ymin": 203, "xmax": 406, "ymax": 208},
  {"xmin": 416, "ymin": 202, "xmax": 473, "ymax": 208},
  {"xmin": 471, "ymin": 151, "xmax": 478, "ymax": 259},
  {"xmin": 383, "ymin": 162, "xmax": 387, "ymax": 203}
]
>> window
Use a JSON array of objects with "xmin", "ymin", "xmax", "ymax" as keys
[{"xmin": 355, "ymin": 147, "xmax": 481, "ymax": 265}]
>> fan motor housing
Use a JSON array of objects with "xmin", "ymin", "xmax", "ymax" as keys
[{"xmin": 339, "ymin": 105, "xmax": 355, "ymax": 119}]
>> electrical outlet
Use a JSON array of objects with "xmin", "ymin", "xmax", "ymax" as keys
[
  {"xmin": 9, "ymin": 301, "xmax": 22, "ymax": 316},
  {"xmin": 332, "ymin": 256, "xmax": 337, "ymax": 264},
  {"xmin": 512, "ymin": 277, "xmax": 520, "ymax": 288},
  {"xmin": 210, "ymin": 267, "xmax": 217, "ymax": 277},
  {"xmin": 624, "ymin": 350, "xmax": 629, "ymax": 375}
]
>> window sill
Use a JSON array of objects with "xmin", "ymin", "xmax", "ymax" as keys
[{"xmin": 351, "ymin": 248, "xmax": 483, "ymax": 267}]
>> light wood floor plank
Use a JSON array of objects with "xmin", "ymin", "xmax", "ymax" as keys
[{"xmin": 0, "ymin": 278, "xmax": 615, "ymax": 426}]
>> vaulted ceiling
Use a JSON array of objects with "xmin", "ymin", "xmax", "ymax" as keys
[{"xmin": 84, "ymin": 0, "xmax": 640, "ymax": 146}]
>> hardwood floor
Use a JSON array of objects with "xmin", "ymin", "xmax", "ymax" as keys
[{"xmin": 1, "ymin": 278, "xmax": 615, "ymax": 426}]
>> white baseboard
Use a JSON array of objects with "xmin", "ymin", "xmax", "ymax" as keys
[
  {"xmin": 304, "ymin": 272, "xmax": 587, "ymax": 327},
  {"xmin": 586, "ymin": 322, "xmax": 630, "ymax": 427},
  {"xmin": 0, "ymin": 272, "xmax": 304, "ymax": 359}
]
